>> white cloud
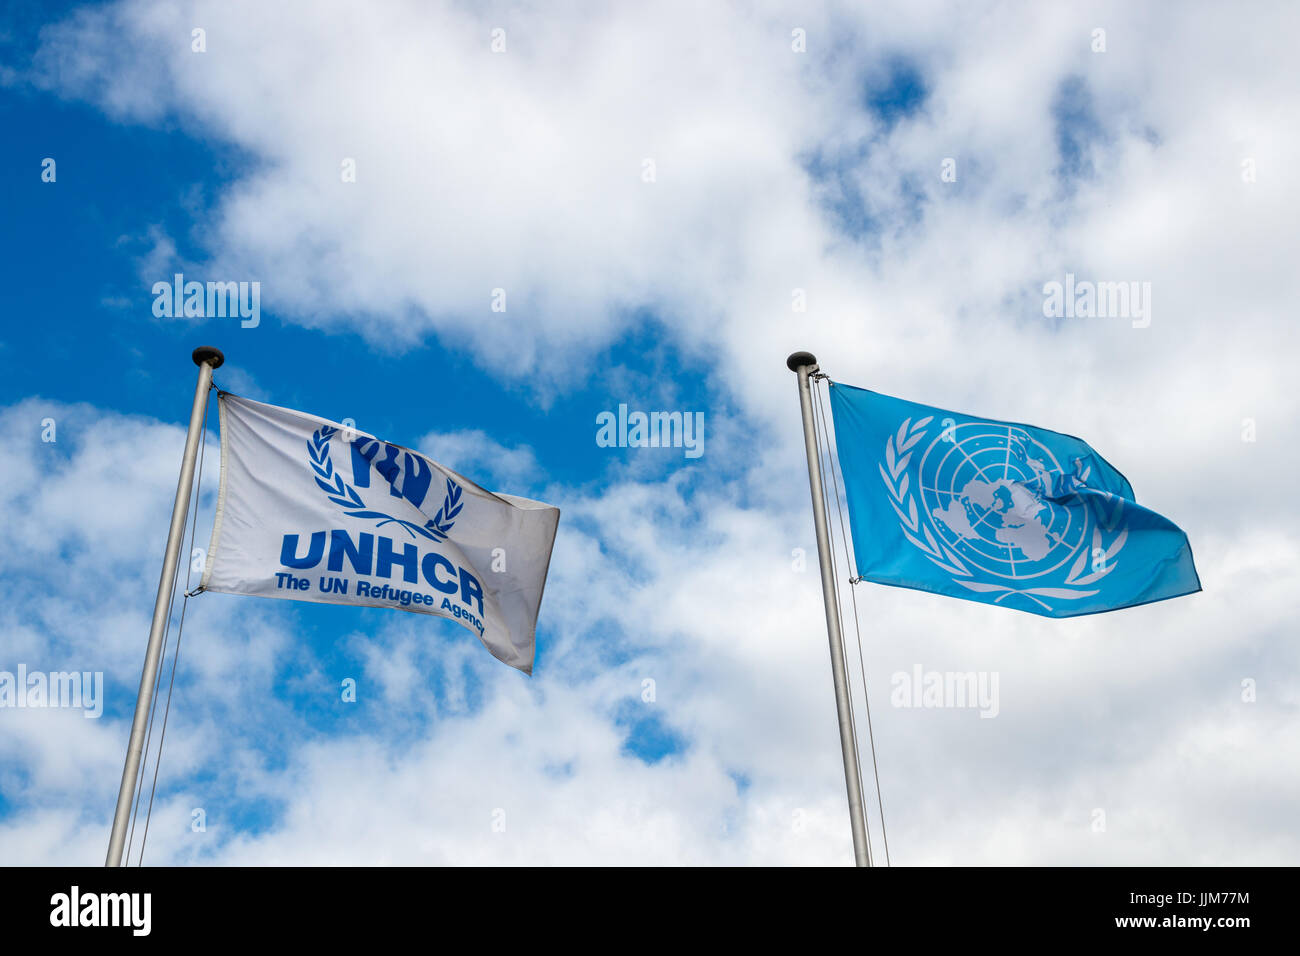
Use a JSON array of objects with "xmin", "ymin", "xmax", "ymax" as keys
[
  {"xmin": 3, "ymin": 397, "xmax": 1296, "ymax": 865},
  {"xmin": 417, "ymin": 428, "xmax": 540, "ymax": 490},
  {"xmin": 4, "ymin": 0, "xmax": 1298, "ymax": 864}
]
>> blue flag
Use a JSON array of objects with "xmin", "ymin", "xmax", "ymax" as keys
[{"xmin": 828, "ymin": 383, "xmax": 1200, "ymax": 617}]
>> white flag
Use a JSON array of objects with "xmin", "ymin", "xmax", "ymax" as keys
[{"xmin": 201, "ymin": 393, "xmax": 559, "ymax": 674}]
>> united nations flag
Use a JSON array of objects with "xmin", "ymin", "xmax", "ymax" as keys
[{"xmin": 828, "ymin": 383, "xmax": 1200, "ymax": 617}]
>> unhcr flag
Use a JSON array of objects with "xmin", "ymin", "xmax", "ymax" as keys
[
  {"xmin": 828, "ymin": 383, "xmax": 1200, "ymax": 617},
  {"xmin": 201, "ymin": 393, "xmax": 560, "ymax": 673}
]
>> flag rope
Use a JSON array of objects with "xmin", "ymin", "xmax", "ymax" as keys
[
  {"xmin": 123, "ymin": 515, "xmax": 185, "ymax": 861},
  {"xmin": 128, "ymin": 383, "xmax": 212, "ymax": 865},
  {"xmin": 812, "ymin": 375, "xmax": 892, "ymax": 866}
]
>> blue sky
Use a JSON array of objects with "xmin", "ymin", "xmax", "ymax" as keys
[
  {"xmin": 0, "ymin": 82, "xmax": 719, "ymax": 494},
  {"xmin": 0, "ymin": 1, "xmax": 722, "ymax": 855},
  {"xmin": 1, "ymin": 1, "xmax": 1298, "ymax": 866},
  {"xmin": 0, "ymin": 57, "xmax": 711, "ymax": 739},
  {"xmin": 0, "ymin": 0, "xmax": 732, "ymax": 501}
]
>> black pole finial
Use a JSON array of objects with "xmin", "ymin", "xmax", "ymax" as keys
[
  {"xmin": 192, "ymin": 346, "xmax": 225, "ymax": 369},
  {"xmin": 786, "ymin": 351, "xmax": 817, "ymax": 372}
]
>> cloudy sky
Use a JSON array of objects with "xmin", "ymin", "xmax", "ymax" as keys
[{"xmin": 1, "ymin": 0, "xmax": 1297, "ymax": 865}]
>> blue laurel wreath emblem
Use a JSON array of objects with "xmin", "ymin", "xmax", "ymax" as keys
[{"xmin": 308, "ymin": 425, "xmax": 462, "ymax": 541}]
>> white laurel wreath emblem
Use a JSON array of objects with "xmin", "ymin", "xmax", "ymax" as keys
[
  {"xmin": 308, "ymin": 426, "xmax": 462, "ymax": 541},
  {"xmin": 879, "ymin": 417, "xmax": 1128, "ymax": 608}
]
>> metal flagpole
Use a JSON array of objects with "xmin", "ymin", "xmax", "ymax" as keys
[
  {"xmin": 106, "ymin": 346, "xmax": 224, "ymax": 867},
  {"xmin": 787, "ymin": 351, "xmax": 870, "ymax": 867}
]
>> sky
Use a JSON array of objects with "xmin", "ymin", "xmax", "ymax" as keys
[{"xmin": 0, "ymin": 0, "xmax": 1297, "ymax": 866}]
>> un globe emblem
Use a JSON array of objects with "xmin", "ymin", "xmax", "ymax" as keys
[{"xmin": 916, "ymin": 422, "xmax": 1089, "ymax": 581}]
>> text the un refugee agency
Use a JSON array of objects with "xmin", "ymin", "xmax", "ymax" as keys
[{"xmin": 278, "ymin": 528, "xmax": 487, "ymax": 635}]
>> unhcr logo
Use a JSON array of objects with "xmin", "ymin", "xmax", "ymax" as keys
[
  {"xmin": 307, "ymin": 425, "xmax": 463, "ymax": 541},
  {"xmin": 151, "ymin": 272, "xmax": 260, "ymax": 328}
]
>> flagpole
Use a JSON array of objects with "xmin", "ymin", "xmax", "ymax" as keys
[
  {"xmin": 787, "ymin": 351, "xmax": 870, "ymax": 867},
  {"xmin": 106, "ymin": 346, "xmax": 224, "ymax": 867}
]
